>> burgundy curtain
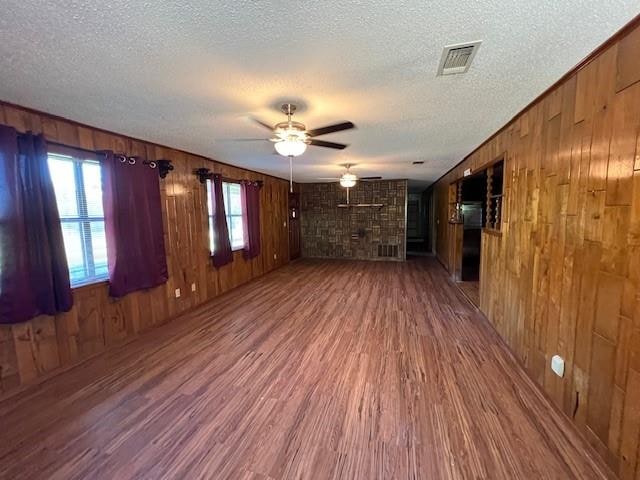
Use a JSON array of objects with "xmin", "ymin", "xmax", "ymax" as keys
[
  {"xmin": 102, "ymin": 151, "xmax": 168, "ymax": 297},
  {"xmin": 241, "ymin": 181, "xmax": 261, "ymax": 260},
  {"xmin": 210, "ymin": 174, "xmax": 233, "ymax": 267},
  {"xmin": 0, "ymin": 126, "xmax": 73, "ymax": 324}
]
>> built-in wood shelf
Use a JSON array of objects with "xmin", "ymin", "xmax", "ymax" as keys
[{"xmin": 337, "ymin": 203, "xmax": 384, "ymax": 208}]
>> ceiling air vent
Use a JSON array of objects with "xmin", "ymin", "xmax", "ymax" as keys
[{"xmin": 437, "ymin": 41, "xmax": 481, "ymax": 76}]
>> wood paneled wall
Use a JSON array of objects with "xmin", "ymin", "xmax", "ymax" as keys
[
  {"xmin": 0, "ymin": 102, "xmax": 291, "ymax": 396},
  {"xmin": 432, "ymin": 20, "xmax": 640, "ymax": 478}
]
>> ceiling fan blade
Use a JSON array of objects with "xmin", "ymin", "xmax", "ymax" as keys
[
  {"xmin": 360, "ymin": 176, "xmax": 383, "ymax": 180},
  {"xmin": 308, "ymin": 139, "xmax": 348, "ymax": 150},
  {"xmin": 250, "ymin": 117, "xmax": 274, "ymax": 131},
  {"xmin": 307, "ymin": 121, "xmax": 355, "ymax": 137},
  {"xmin": 316, "ymin": 177, "xmax": 341, "ymax": 180}
]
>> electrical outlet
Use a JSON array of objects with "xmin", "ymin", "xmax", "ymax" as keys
[
  {"xmin": 274, "ymin": 253, "xmax": 277, "ymax": 260},
  {"xmin": 175, "ymin": 288, "xmax": 181, "ymax": 298},
  {"xmin": 551, "ymin": 355, "xmax": 564, "ymax": 377},
  {"xmin": 191, "ymin": 283, "xmax": 196, "ymax": 292}
]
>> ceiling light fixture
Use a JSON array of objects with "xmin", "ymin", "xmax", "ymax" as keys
[
  {"xmin": 339, "ymin": 172, "xmax": 357, "ymax": 188},
  {"xmin": 273, "ymin": 129, "xmax": 308, "ymax": 157},
  {"xmin": 242, "ymin": 103, "xmax": 356, "ymax": 192}
]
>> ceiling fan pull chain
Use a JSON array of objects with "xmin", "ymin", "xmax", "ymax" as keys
[{"xmin": 289, "ymin": 155, "xmax": 293, "ymax": 193}]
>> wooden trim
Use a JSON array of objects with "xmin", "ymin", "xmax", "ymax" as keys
[
  {"xmin": 47, "ymin": 142, "xmax": 103, "ymax": 161},
  {"xmin": 485, "ymin": 152, "xmax": 507, "ymax": 170},
  {"xmin": 222, "ymin": 177, "xmax": 242, "ymax": 184},
  {"xmin": 432, "ymin": 13, "xmax": 640, "ymax": 186},
  {"xmin": 0, "ymin": 99, "xmax": 289, "ymax": 184},
  {"xmin": 71, "ymin": 279, "xmax": 109, "ymax": 292},
  {"xmin": 482, "ymin": 228, "xmax": 503, "ymax": 237}
]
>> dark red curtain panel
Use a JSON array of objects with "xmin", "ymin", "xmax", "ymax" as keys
[
  {"xmin": 0, "ymin": 126, "xmax": 72, "ymax": 324},
  {"xmin": 241, "ymin": 181, "xmax": 261, "ymax": 260},
  {"xmin": 210, "ymin": 174, "xmax": 233, "ymax": 268},
  {"xmin": 102, "ymin": 151, "xmax": 168, "ymax": 297}
]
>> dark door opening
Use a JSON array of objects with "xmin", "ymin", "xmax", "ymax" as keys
[
  {"xmin": 406, "ymin": 189, "xmax": 430, "ymax": 256},
  {"xmin": 458, "ymin": 172, "xmax": 487, "ymax": 305}
]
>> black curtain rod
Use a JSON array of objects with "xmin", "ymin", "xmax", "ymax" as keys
[
  {"xmin": 47, "ymin": 140, "xmax": 136, "ymax": 159},
  {"xmin": 46, "ymin": 142, "xmax": 254, "ymax": 184},
  {"xmin": 194, "ymin": 168, "xmax": 264, "ymax": 187},
  {"xmin": 46, "ymin": 139, "xmax": 175, "ymax": 179}
]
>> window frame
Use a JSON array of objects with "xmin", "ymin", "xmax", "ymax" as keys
[
  {"xmin": 223, "ymin": 181, "xmax": 245, "ymax": 251},
  {"xmin": 48, "ymin": 152, "xmax": 109, "ymax": 288},
  {"xmin": 206, "ymin": 179, "xmax": 245, "ymax": 254}
]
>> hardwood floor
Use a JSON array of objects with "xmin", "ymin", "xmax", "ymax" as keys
[{"xmin": 0, "ymin": 258, "xmax": 612, "ymax": 479}]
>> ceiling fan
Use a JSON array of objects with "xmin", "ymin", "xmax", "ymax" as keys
[
  {"xmin": 250, "ymin": 103, "xmax": 356, "ymax": 155},
  {"xmin": 246, "ymin": 103, "xmax": 356, "ymax": 191},
  {"xmin": 318, "ymin": 163, "xmax": 382, "ymax": 188},
  {"xmin": 318, "ymin": 164, "xmax": 382, "ymax": 205}
]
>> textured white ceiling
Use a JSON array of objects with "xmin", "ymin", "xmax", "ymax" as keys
[{"xmin": 1, "ymin": 1, "xmax": 638, "ymax": 186}]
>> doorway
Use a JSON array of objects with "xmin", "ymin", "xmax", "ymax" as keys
[
  {"xmin": 406, "ymin": 189, "xmax": 430, "ymax": 256},
  {"xmin": 458, "ymin": 171, "xmax": 487, "ymax": 305}
]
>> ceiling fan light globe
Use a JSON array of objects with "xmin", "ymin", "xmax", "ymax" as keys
[
  {"xmin": 340, "ymin": 178, "xmax": 357, "ymax": 188},
  {"xmin": 275, "ymin": 139, "xmax": 307, "ymax": 157}
]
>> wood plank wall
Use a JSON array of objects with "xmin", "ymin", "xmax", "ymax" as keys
[
  {"xmin": 0, "ymin": 102, "xmax": 291, "ymax": 397},
  {"xmin": 432, "ymin": 21, "xmax": 640, "ymax": 478}
]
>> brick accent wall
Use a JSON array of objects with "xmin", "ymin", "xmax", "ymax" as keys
[{"xmin": 300, "ymin": 180, "xmax": 407, "ymax": 260}]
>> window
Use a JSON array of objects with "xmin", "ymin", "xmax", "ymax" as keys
[
  {"xmin": 207, "ymin": 180, "xmax": 245, "ymax": 253},
  {"xmin": 48, "ymin": 153, "xmax": 108, "ymax": 287}
]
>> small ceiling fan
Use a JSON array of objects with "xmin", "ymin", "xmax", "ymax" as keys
[{"xmin": 318, "ymin": 163, "xmax": 382, "ymax": 188}]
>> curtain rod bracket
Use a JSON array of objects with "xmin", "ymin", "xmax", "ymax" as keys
[
  {"xmin": 194, "ymin": 167, "xmax": 213, "ymax": 184},
  {"xmin": 156, "ymin": 159, "xmax": 174, "ymax": 179},
  {"xmin": 145, "ymin": 158, "xmax": 174, "ymax": 178}
]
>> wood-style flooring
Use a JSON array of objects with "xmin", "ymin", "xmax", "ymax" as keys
[{"xmin": 0, "ymin": 258, "xmax": 612, "ymax": 479}]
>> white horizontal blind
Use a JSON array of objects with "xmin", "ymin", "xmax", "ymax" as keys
[{"xmin": 48, "ymin": 153, "xmax": 108, "ymax": 286}]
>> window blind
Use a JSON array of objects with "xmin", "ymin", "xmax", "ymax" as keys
[{"xmin": 48, "ymin": 153, "xmax": 108, "ymax": 286}]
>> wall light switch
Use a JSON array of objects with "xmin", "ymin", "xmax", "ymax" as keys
[
  {"xmin": 175, "ymin": 288, "xmax": 181, "ymax": 298},
  {"xmin": 274, "ymin": 253, "xmax": 277, "ymax": 260},
  {"xmin": 551, "ymin": 355, "xmax": 565, "ymax": 378},
  {"xmin": 191, "ymin": 283, "xmax": 196, "ymax": 292}
]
